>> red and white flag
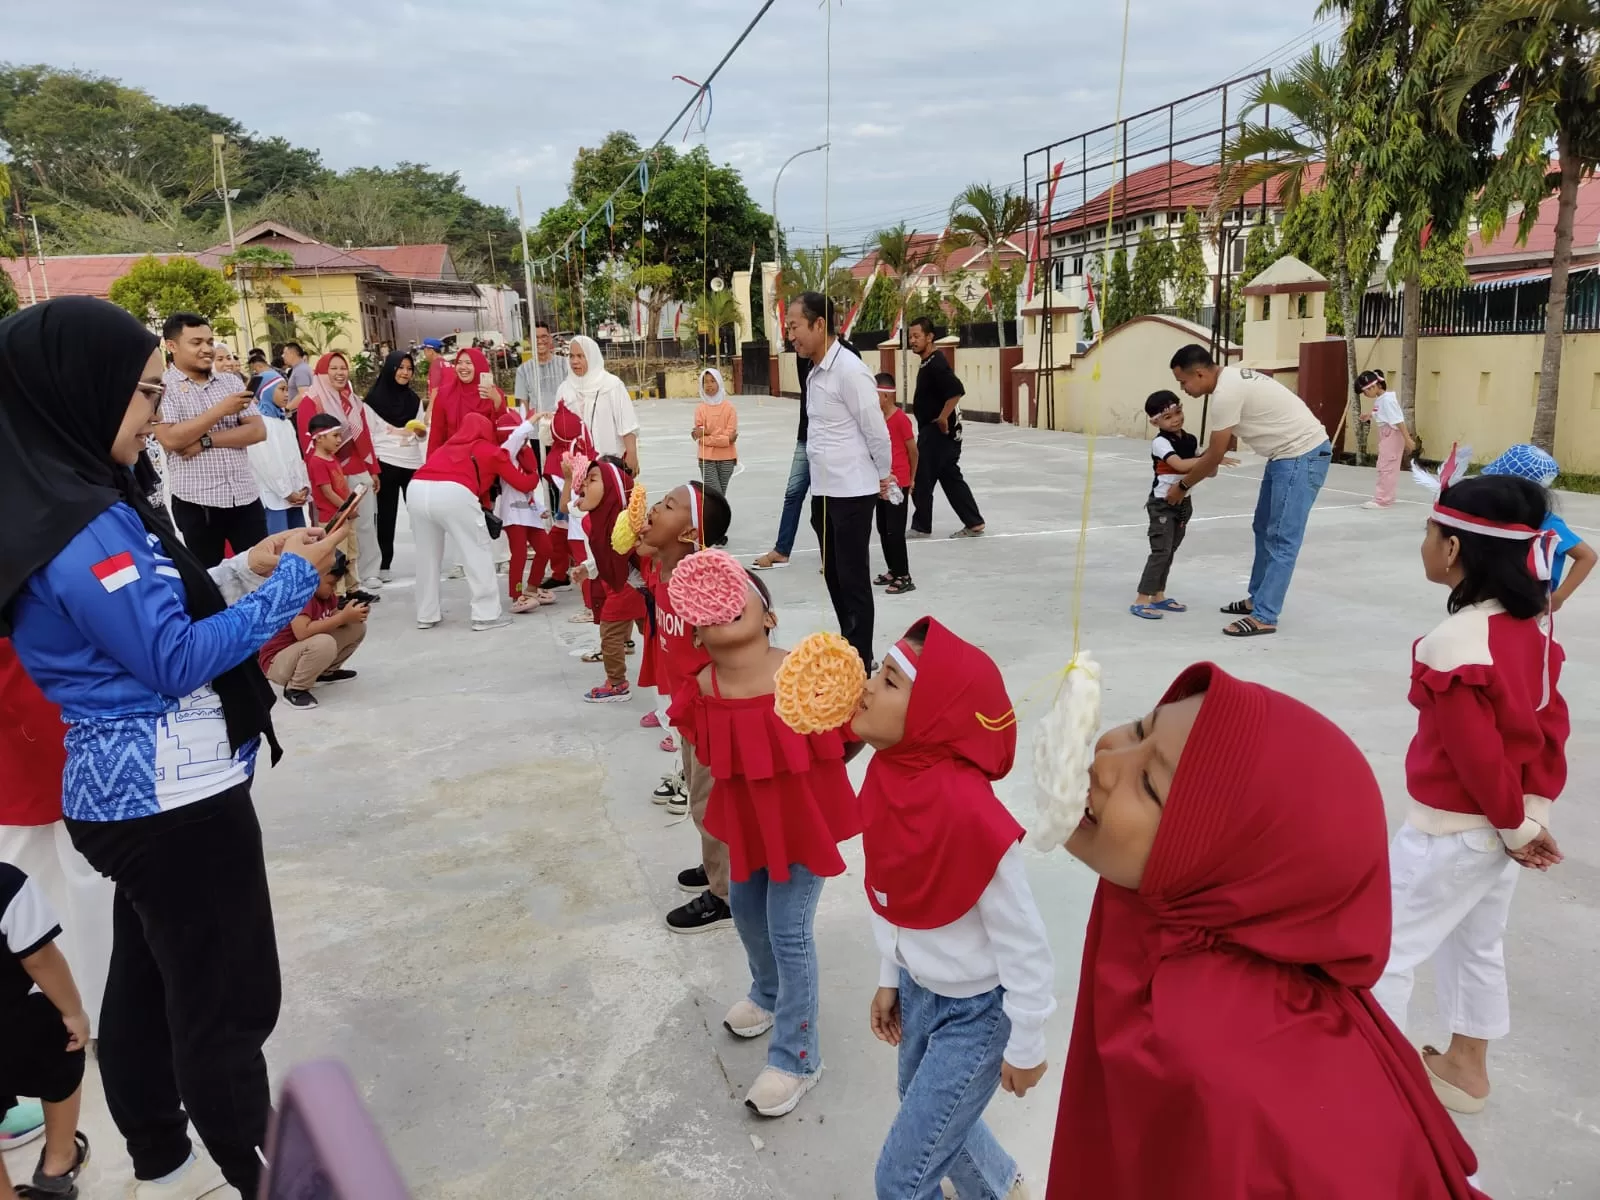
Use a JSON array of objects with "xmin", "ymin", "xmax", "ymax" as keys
[
  {"xmin": 1025, "ymin": 160, "xmax": 1066, "ymax": 302},
  {"xmin": 887, "ymin": 306, "xmax": 904, "ymax": 342},
  {"xmin": 773, "ymin": 270, "xmax": 786, "ymax": 336},
  {"xmin": 839, "ymin": 299, "xmax": 860, "ymax": 339},
  {"xmin": 1085, "ymin": 273, "xmax": 1100, "ymax": 339},
  {"xmin": 92, "ymin": 551, "xmax": 139, "ymax": 594},
  {"xmin": 673, "ymin": 306, "xmax": 682, "ymax": 336}
]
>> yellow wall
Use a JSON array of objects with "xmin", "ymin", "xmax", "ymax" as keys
[
  {"xmin": 235, "ymin": 271, "xmax": 364, "ymax": 356},
  {"xmin": 1353, "ymin": 333, "xmax": 1600, "ymax": 474},
  {"xmin": 954, "ymin": 349, "xmax": 1004, "ymax": 415}
]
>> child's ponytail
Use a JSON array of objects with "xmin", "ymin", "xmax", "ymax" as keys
[{"xmin": 1436, "ymin": 475, "xmax": 1550, "ymax": 619}]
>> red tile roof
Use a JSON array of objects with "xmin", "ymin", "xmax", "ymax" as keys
[
  {"xmin": 1466, "ymin": 172, "xmax": 1600, "ymax": 267},
  {"xmin": 1049, "ymin": 159, "xmax": 1324, "ymax": 234},
  {"xmin": 357, "ymin": 244, "xmax": 456, "ymax": 281},
  {"xmin": 1, "ymin": 253, "xmax": 171, "ymax": 301},
  {"xmin": 849, "ymin": 232, "xmax": 1026, "ymax": 279},
  {"xmin": 195, "ymin": 235, "xmax": 378, "ymax": 273}
]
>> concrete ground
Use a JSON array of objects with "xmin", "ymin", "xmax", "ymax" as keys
[{"xmin": 12, "ymin": 394, "xmax": 1598, "ymax": 1199}]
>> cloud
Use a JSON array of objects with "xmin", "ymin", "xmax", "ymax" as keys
[{"xmin": 10, "ymin": 0, "xmax": 1327, "ymax": 257}]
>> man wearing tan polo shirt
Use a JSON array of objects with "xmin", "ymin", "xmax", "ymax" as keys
[{"xmin": 1168, "ymin": 343, "xmax": 1332, "ymax": 637}]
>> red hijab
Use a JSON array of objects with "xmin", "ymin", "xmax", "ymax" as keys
[
  {"xmin": 583, "ymin": 460, "xmax": 635, "ymax": 594},
  {"xmin": 433, "ymin": 347, "xmax": 496, "ymax": 420},
  {"xmin": 859, "ymin": 617, "xmax": 1024, "ymax": 929},
  {"xmin": 1047, "ymin": 663, "xmax": 1485, "ymax": 1200},
  {"xmin": 414, "ymin": 412, "xmax": 498, "ymax": 497}
]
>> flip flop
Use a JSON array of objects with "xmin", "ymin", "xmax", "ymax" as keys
[
  {"xmin": 1151, "ymin": 598, "xmax": 1187, "ymax": 612},
  {"xmin": 1129, "ymin": 604, "xmax": 1163, "ymax": 620},
  {"xmin": 1421, "ymin": 1046, "xmax": 1488, "ymax": 1114},
  {"xmin": 948, "ymin": 526, "xmax": 986, "ymax": 538},
  {"xmin": 1222, "ymin": 617, "xmax": 1277, "ymax": 637}
]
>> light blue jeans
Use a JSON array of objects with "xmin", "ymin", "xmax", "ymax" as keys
[
  {"xmin": 1248, "ymin": 440, "xmax": 1332, "ymax": 627},
  {"xmin": 728, "ymin": 865, "xmax": 823, "ymax": 1077},
  {"xmin": 772, "ymin": 441, "xmax": 812, "ymax": 558},
  {"xmin": 875, "ymin": 974, "xmax": 1017, "ymax": 1200}
]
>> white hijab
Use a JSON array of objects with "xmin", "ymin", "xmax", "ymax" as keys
[
  {"xmin": 698, "ymin": 367, "xmax": 726, "ymax": 406},
  {"xmin": 564, "ymin": 335, "xmax": 615, "ymax": 401}
]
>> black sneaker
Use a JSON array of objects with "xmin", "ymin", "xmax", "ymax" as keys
[
  {"xmin": 677, "ymin": 865, "xmax": 709, "ymax": 894},
  {"xmin": 317, "ymin": 669, "xmax": 358, "ymax": 683},
  {"xmin": 283, "ymin": 688, "xmax": 318, "ymax": 709},
  {"xmin": 665, "ymin": 890, "xmax": 731, "ymax": 934},
  {"xmin": 653, "ymin": 772, "xmax": 686, "ymax": 802},
  {"xmin": 540, "ymin": 576, "xmax": 571, "ymax": 589}
]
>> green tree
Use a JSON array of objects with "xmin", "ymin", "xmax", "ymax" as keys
[
  {"xmin": 685, "ymin": 288, "xmax": 741, "ymax": 366},
  {"xmin": 108, "ymin": 254, "xmax": 237, "ymax": 334},
  {"xmin": 856, "ymin": 270, "xmax": 898, "ymax": 333},
  {"xmin": 1173, "ymin": 208, "xmax": 1208, "ymax": 322},
  {"xmin": 947, "ymin": 181, "xmax": 1031, "ymax": 343},
  {"xmin": 0, "ymin": 267, "xmax": 17, "ymax": 318},
  {"xmin": 1102, "ymin": 247, "xmax": 1133, "ymax": 331},
  {"xmin": 1438, "ymin": 0, "xmax": 1600, "ymax": 451},
  {"xmin": 779, "ymin": 246, "xmax": 857, "ymax": 305},
  {"xmin": 295, "ymin": 310, "xmax": 354, "ymax": 355},
  {"xmin": 221, "ymin": 245, "xmax": 298, "ymax": 341},
  {"xmin": 1129, "ymin": 228, "xmax": 1174, "ymax": 317}
]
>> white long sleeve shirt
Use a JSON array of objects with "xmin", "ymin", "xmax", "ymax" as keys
[
  {"xmin": 871, "ymin": 844, "xmax": 1057, "ymax": 1069},
  {"xmin": 804, "ymin": 339, "xmax": 893, "ymax": 497}
]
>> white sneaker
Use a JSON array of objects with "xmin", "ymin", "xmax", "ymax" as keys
[
  {"xmin": 471, "ymin": 617, "xmax": 512, "ymax": 632},
  {"xmin": 378, "ymin": 568, "xmax": 393, "ymax": 582},
  {"xmin": 129, "ymin": 1150, "xmax": 229, "ymax": 1199},
  {"xmin": 723, "ymin": 999, "xmax": 775, "ymax": 1039},
  {"xmin": 361, "ymin": 576, "xmax": 384, "ymax": 590},
  {"xmin": 417, "ymin": 619, "xmax": 440, "ymax": 630},
  {"xmin": 745, "ymin": 1065, "xmax": 821, "ymax": 1117},
  {"xmin": 1361, "ymin": 500, "xmax": 1386, "ymax": 510}
]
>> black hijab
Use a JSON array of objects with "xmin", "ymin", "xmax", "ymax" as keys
[
  {"xmin": 0, "ymin": 297, "xmax": 281, "ymax": 762},
  {"xmin": 364, "ymin": 350, "xmax": 420, "ymax": 427}
]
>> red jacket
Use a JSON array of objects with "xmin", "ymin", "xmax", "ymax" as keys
[
  {"xmin": 415, "ymin": 413, "xmax": 540, "ymax": 501},
  {"xmin": 0, "ymin": 639, "xmax": 67, "ymax": 826}
]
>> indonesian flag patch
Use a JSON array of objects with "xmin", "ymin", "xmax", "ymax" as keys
[{"xmin": 92, "ymin": 551, "xmax": 139, "ymax": 593}]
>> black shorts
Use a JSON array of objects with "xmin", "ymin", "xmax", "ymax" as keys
[{"xmin": 0, "ymin": 992, "xmax": 85, "ymax": 1111}]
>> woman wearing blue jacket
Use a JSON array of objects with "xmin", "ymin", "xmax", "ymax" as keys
[{"xmin": 0, "ymin": 298, "xmax": 339, "ymax": 1200}]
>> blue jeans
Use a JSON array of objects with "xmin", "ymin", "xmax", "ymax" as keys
[
  {"xmin": 264, "ymin": 505, "xmax": 307, "ymax": 535},
  {"xmin": 876, "ymin": 975, "xmax": 1017, "ymax": 1200},
  {"xmin": 772, "ymin": 440, "xmax": 811, "ymax": 557},
  {"xmin": 728, "ymin": 865, "xmax": 823, "ymax": 1077},
  {"xmin": 1248, "ymin": 441, "xmax": 1331, "ymax": 627}
]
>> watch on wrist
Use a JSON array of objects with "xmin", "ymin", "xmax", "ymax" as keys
[{"xmin": 199, "ymin": 434, "xmax": 214, "ymax": 450}]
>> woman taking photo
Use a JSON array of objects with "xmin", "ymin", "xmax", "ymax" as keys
[
  {"xmin": 426, "ymin": 346, "xmax": 501, "ymax": 457},
  {"xmin": 362, "ymin": 350, "xmax": 425, "ymax": 579},
  {"xmin": 0, "ymin": 297, "xmax": 339, "ymax": 1199},
  {"xmin": 295, "ymin": 351, "xmax": 383, "ymax": 592},
  {"xmin": 556, "ymin": 335, "xmax": 639, "ymax": 473}
]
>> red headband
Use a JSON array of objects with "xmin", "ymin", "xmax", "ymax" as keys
[
  {"xmin": 1431, "ymin": 504, "xmax": 1561, "ymax": 582},
  {"xmin": 885, "ymin": 638, "xmax": 920, "ymax": 682}
]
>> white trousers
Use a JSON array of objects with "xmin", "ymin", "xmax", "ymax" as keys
[
  {"xmin": 0, "ymin": 822, "xmax": 114, "ymax": 1034},
  {"xmin": 345, "ymin": 470, "xmax": 380, "ymax": 585},
  {"xmin": 409, "ymin": 479, "xmax": 502, "ymax": 623},
  {"xmin": 1372, "ymin": 824, "xmax": 1519, "ymax": 1041}
]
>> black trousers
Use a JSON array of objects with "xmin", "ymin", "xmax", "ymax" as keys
[
  {"xmin": 1138, "ymin": 494, "xmax": 1193, "ymax": 596},
  {"xmin": 67, "ymin": 785, "xmax": 280, "ymax": 1194},
  {"xmin": 911, "ymin": 428, "xmax": 984, "ymax": 534},
  {"xmin": 170, "ymin": 495, "xmax": 268, "ymax": 569},
  {"xmin": 376, "ymin": 460, "xmax": 417, "ymax": 570},
  {"xmin": 875, "ymin": 494, "xmax": 910, "ymax": 579},
  {"xmin": 811, "ymin": 494, "xmax": 878, "ymax": 668}
]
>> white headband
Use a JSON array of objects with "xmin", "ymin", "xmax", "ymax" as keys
[{"xmin": 885, "ymin": 644, "xmax": 919, "ymax": 682}]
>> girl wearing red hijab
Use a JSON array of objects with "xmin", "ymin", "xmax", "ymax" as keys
[
  {"xmin": 426, "ymin": 347, "xmax": 500, "ymax": 459},
  {"xmin": 853, "ymin": 617, "xmax": 1053, "ymax": 1200},
  {"xmin": 409, "ymin": 413, "xmax": 540, "ymax": 631},
  {"xmin": 671, "ymin": 564, "xmax": 860, "ymax": 1118},
  {"xmin": 1048, "ymin": 662, "xmax": 1487, "ymax": 1200},
  {"xmin": 295, "ymin": 351, "xmax": 382, "ymax": 591},
  {"xmin": 573, "ymin": 460, "xmax": 645, "ymax": 701}
]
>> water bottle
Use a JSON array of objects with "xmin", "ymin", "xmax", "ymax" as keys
[{"xmin": 887, "ymin": 480, "xmax": 904, "ymax": 505}]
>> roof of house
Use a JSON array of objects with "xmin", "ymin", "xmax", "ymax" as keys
[
  {"xmin": 1241, "ymin": 254, "xmax": 1328, "ymax": 294},
  {"xmin": 2, "ymin": 252, "xmax": 170, "ymax": 300},
  {"xmin": 1466, "ymin": 172, "xmax": 1600, "ymax": 269},
  {"xmin": 1049, "ymin": 159, "xmax": 1325, "ymax": 235},
  {"xmin": 357, "ymin": 244, "xmax": 456, "ymax": 281},
  {"xmin": 849, "ymin": 231, "xmax": 1026, "ymax": 280}
]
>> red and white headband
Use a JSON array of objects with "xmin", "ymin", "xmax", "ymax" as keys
[
  {"xmin": 1431, "ymin": 504, "xmax": 1562, "ymax": 583},
  {"xmin": 885, "ymin": 638, "xmax": 920, "ymax": 682}
]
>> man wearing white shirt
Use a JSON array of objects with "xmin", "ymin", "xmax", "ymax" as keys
[{"xmin": 788, "ymin": 292, "xmax": 893, "ymax": 667}]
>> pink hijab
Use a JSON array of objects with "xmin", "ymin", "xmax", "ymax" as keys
[{"xmin": 305, "ymin": 352, "xmax": 367, "ymax": 445}]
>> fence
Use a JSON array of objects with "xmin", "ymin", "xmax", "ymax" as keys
[{"xmin": 1357, "ymin": 268, "xmax": 1600, "ymax": 338}]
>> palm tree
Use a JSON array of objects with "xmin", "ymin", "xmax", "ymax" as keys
[
  {"xmin": 779, "ymin": 246, "xmax": 858, "ymax": 309},
  {"xmin": 947, "ymin": 182, "xmax": 1032, "ymax": 344},
  {"xmin": 1441, "ymin": 0, "xmax": 1600, "ymax": 452},
  {"xmin": 1214, "ymin": 46, "xmax": 1377, "ymax": 461},
  {"xmin": 873, "ymin": 222, "xmax": 940, "ymax": 382},
  {"xmin": 687, "ymin": 288, "xmax": 742, "ymax": 367}
]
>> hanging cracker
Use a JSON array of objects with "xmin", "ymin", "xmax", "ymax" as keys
[
  {"xmin": 562, "ymin": 451, "xmax": 593, "ymax": 487},
  {"xmin": 626, "ymin": 482, "xmax": 648, "ymax": 533},
  {"xmin": 666, "ymin": 548, "xmax": 748, "ymax": 627},
  {"xmin": 774, "ymin": 632, "xmax": 866, "ymax": 735},
  {"xmin": 611, "ymin": 512, "xmax": 639, "ymax": 554},
  {"xmin": 1028, "ymin": 652, "xmax": 1102, "ymax": 851}
]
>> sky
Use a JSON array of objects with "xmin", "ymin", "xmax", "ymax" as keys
[{"xmin": 11, "ymin": 0, "xmax": 1331, "ymax": 258}]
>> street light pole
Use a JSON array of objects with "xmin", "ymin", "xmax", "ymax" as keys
[
  {"xmin": 770, "ymin": 142, "xmax": 828, "ymax": 342},
  {"xmin": 213, "ymin": 133, "xmax": 250, "ymax": 345}
]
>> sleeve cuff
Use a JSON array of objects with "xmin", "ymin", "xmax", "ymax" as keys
[
  {"xmin": 879, "ymin": 957, "xmax": 902, "ymax": 990},
  {"xmin": 1002, "ymin": 1024, "xmax": 1047, "ymax": 1071},
  {"xmin": 1499, "ymin": 816, "xmax": 1545, "ymax": 851}
]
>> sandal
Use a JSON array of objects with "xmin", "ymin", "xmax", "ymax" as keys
[
  {"xmin": 659, "ymin": 734, "xmax": 677, "ymax": 753},
  {"xmin": 948, "ymin": 526, "xmax": 986, "ymax": 538},
  {"xmin": 1220, "ymin": 599, "xmax": 1254, "ymax": 616},
  {"xmin": 874, "ymin": 572, "xmax": 894, "ymax": 586},
  {"xmin": 1129, "ymin": 603, "xmax": 1163, "ymax": 620},
  {"xmin": 885, "ymin": 577, "xmax": 916, "ymax": 595},
  {"xmin": 534, "ymin": 589, "xmax": 555, "ymax": 604},
  {"xmin": 580, "ymin": 649, "xmax": 604, "ymax": 663},
  {"xmin": 1222, "ymin": 616, "xmax": 1277, "ymax": 637},
  {"xmin": 510, "ymin": 595, "xmax": 541, "ymax": 614},
  {"xmin": 568, "ymin": 611, "xmax": 594, "ymax": 624},
  {"xmin": 1150, "ymin": 598, "xmax": 1187, "ymax": 612},
  {"xmin": 1421, "ymin": 1046, "xmax": 1488, "ymax": 1115},
  {"xmin": 752, "ymin": 552, "xmax": 790, "ymax": 571},
  {"xmin": 24, "ymin": 1129, "xmax": 89, "ymax": 1198}
]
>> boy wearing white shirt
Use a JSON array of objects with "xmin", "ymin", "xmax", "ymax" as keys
[{"xmin": 1356, "ymin": 369, "xmax": 1415, "ymax": 509}]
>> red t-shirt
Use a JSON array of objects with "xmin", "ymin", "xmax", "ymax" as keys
[
  {"xmin": 258, "ymin": 592, "xmax": 339, "ymax": 672},
  {"xmin": 886, "ymin": 408, "xmax": 914, "ymax": 489},
  {"xmin": 305, "ymin": 453, "xmax": 349, "ymax": 523},
  {"xmin": 0, "ymin": 640, "xmax": 67, "ymax": 826},
  {"xmin": 653, "ymin": 567, "xmax": 711, "ymax": 716}
]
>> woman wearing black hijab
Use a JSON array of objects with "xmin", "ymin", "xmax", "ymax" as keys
[
  {"xmin": 362, "ymin": 350, "xmax": 425, "ymax": 578},
  {"xmin": 0, "ymin": 297, "xmax": 338, "ymax": 1199}
]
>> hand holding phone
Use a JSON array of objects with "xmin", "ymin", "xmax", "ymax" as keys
[{"xmin": 323, "ymin": 483, "xmax": 370, "ymax": 536}]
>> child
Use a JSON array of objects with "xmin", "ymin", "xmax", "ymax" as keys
[
  {"xmin": 1357, "ymin": 368, "xmax": 1415, "ymax": 510},
  {"xmin": 539, "ymin": 399, "xmax": 590, "ymax": 590},
  {"xmin": 853, "ymin": 617, "xmax": 1053, "ymax": 1200},
  {"xmin": 1050, "ymin": 662, "xmax": 1487, "ymax": 1198},
  {"xmin": 1481, "ymin": 443, "xmax": 1595, "ymax": 612},
  {"xmin": 1371, "ymin": 472, "xmax": 1567, "ymax": 1115},
  {"xmin": 497, "ymin": 414, "xmax": 555, "ymax": 613},
  {"xmin": 305, "ymin": 412, "xmax": 349, "ymax": 527},
  {"xmin": 256, "ymin": 550, "xmax": 368, "ymax": 710},
  {"xmin": 1132, "ymin": 390, "xmax": 1224, "ymax": 620},
  {"xmin": 692, "ymin": 368, "xmax": 737, "ymax": 512},
  {"xmin": 673, "ymin": 563, "xmax": 860, "ymax": 1115},
  {"xmin": 874, "ymin": 373, "xmax": 918, "ymax": 595},
  {"xmin": 636, "ymin": 485, "xmax": 735, "ymax": 932},
  {"xmin": 0, "ymin": 861, "xmax": 90, "ymax": 1200},
  {"xmin": 574, "ymin": 461, "xmax": 646, "ymax": 702}
]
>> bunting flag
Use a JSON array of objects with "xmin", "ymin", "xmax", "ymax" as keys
[
  {"xmin": 1025, "ymin": 160, "xmax": 1066, "ymax": 302},
  {"xmin": 840, "ymin": 299, "xmax": 861, "ymax": 339}
]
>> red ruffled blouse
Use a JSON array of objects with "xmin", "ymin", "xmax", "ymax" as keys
[{"xmin": 671, "ymin": 672, "xmax": 860, "ymax": 884}]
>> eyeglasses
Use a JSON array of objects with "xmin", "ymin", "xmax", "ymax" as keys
[{"xmin": 136, "ymin": 381, "xmax": 166, "ymax": 402}]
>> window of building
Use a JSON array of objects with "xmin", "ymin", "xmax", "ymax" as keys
[
  {"xmin": 1071, "ymin": 256, "xmax": 1084, "ymax": 275},
  {"xmin": 1229, "ymin": 239, "xmax": 1246, "ymax": 273},
  {"xmin": 1142, "ymin": 214, "xmax": 1157, "ymax": 228}
]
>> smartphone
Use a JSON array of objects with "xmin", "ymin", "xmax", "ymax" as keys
[
  {"xmin": 322, "ymin": 483, "xmax": 370, "ymax": 535},
  {"xmin": 244, "ymin": 374, "xmax": 264, "ymax": 397},
  {"xmin": 258, "ymin": 1059, "xmax": 410, "ymax": 1200}
]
